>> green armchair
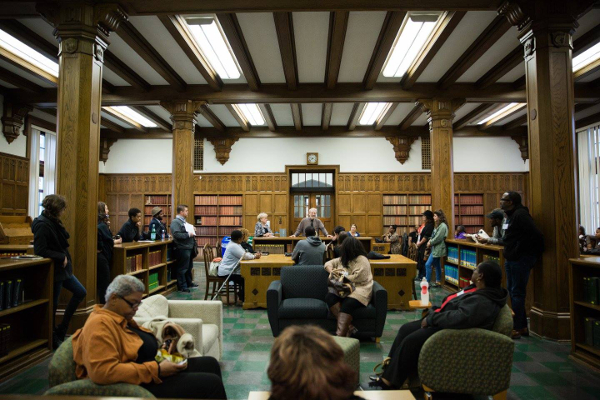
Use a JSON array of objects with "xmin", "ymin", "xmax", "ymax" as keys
[
  {"xmin": 44, "ymin": 336, "xmax": 155, "ymax": 398},
  {"xmin": 418, "ymin": 304, "xmax": 514, "ymax": 400}
]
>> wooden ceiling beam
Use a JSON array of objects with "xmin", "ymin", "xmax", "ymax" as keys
[
  {"xmin": 476, "ymin": 46, "xmax": 522, "ymax": 89},
  {"xmin": 575, "ymin": 59, "xmax": 600, "ymax": 81},
  {"xmin": 363, "ymin": 11, "xmax": 406, "ymax": 90},
  {"xmin": 274, "ymin": 12, "xmax": 298, "ymax": 90},
  {"xmin": 225, "ymin": 104, "xmax": 250, "ymax": 131},
  {"xmin": 576, "ymin": 111, "xmax": 600, "ymax": 129},
  {"xmin": 101, "ymin": 128, "xmax": 172, "ymax": 140},
  {"xmin": 102, "ymin": 109, "xmax": 147, "ymax": 132},
  {"xmin": 453, "ymin": 103, "xmax": 499, "ymax": 130},
  {"xmin": 258, "ymin": 103, "xmax": 277, "ymax": 131},
  {"xmin": 198, "ymin": 104, "xmax": 226, "ymax": 131},
  {"xmin": 502, "ymin": 114, "xmax": 527, "ymax": 130},
  {"xmin": 399, "ymin": 105, "xmax": 423, "ymax": 130},
  {"xmin": 325, "ymin": 11, "xmax": 349, "ymax": 89},
  {"xmin": 479, "ymin": 107, "xmax": 525, "ymax": 130},
  {"xmin": 0, "ymin": 65, "xmax": 44, "ymax": 92},
  {"xmin": 118, "ymin": 19, "xmax": 187, "ymax": 92},
  {"xmin": 437, "ymin": 15, "xmax": 511, "ymax": 89},
  {"xmin": 347, "ymin": 102, "xmax": 366, "ymax": 130},
  {"xmin": 401, "ymin": 11, "xmax": 466, "ymax": 89},
  {"xmin": 291, "ymin": 103, "xmax": 302, "ymax": 130},
  {"xmin": 104, "ymin": 52, "xmax": 151, "ymax": 92},
  {"xmin": 130, "ymin": 106, "xmax": 172, "ymax": 131},
  {"xmin": 574, "ymin": 23, "xmax": 600, "ymax": 57},
  {"xmin": 321, "ymin": 102, "xmax": 333, "ymax": 130},
  {"xmin": 100, "ymin": 116, "xmax": 126, "ymax": 134},
  {"xmin": 217, "ymin": 13, "xmax": 260, "ymax": 91},
  {"xmin": 374, "ymin": 102, "xmax": 398, "ymax": 130}
]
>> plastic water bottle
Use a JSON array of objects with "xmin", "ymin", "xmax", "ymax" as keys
[
  {"xmin": 161, "ymin": 229, "xmax": 165, "ymax": 240},
  {"xmin": 420, "ymin": 278, "xmax": 429, "ymax": 306},
  {"xmin": 150, "ymin": 225, "xmax": 156, "ymax": 240}
]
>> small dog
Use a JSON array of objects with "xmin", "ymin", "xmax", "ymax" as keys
[{"xmin": 142, "ymin": 316, "xmax": 201, "ymax": 358}]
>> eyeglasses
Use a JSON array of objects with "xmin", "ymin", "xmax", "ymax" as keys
[{"xmin": 119, "ymin": 296, "xmax": 142, "ymax": 309}]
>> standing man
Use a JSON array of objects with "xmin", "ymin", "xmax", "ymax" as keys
[
  {"xmin": 291, "ymin": 208, "xmax": 331, "ymax": 237},
  {"xmin": 500, "ymin": 192, "xmax": 544, "ymax": 339},
  {"xmin": 292, "ymin": 226, "xmax": 326, "ymax": 265},
  {"xmin": 170, "ymin": 205, "xmax": 198, "ymax": 293},
  {"xmin": 477, "ymin": 208, "xmax": 505, "ymax": 245},
  {"xmin": 148, "ymin": 207, "xmax": 168, "ymax": 239},
  {"xmin": 118, "ymin": 208, "xmax": 142, "ymax": 243}
]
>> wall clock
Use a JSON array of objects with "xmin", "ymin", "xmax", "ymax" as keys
[{"xmin": 307, "ymin": 152, "xmax": 318, "ymax": 165}]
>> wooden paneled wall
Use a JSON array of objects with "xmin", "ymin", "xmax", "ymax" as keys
[
  {"xmin": 0, "ymin": 152, "xmax": 29, "ymax": 216},
  {"xmin": 101, "ymin": 172, "xmax": 528, "ymax": 237}
]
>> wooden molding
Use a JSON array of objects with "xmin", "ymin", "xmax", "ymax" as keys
[
  {"xmin": 100, "ymin": 116, "xmax": 126, "ymax": 134},
  {"xmin": 208, "ymin": 137, "xmax": 239, "ymax": 165},
  {"xmin": 325, "ymin": 11, "xmax": 349, "ymax": 89},
  {"xmin": 386, "ymin": 136, "xmax": 416, "ymax": 164},
  {"xmin": 1, "ymin": 102, "xmax": 32, "ymax": 143},
  {"xmin": 437, "ymin": 16, "xmax": 511, "ymax": 89},
  {"xmin": 347, "ymin": 102, "xmax": 366, "ymax": 130},
  {"xmin": 0, "ymin": 65, "xmax": 44, "ymax": 93},
  {"xmin": 576, "ymin": 110, "xmax": 600, "ymax": 130},
  {"xmin": 99, "ymin": 137, "xmax": 117, "ymax": 164},
  {"xmin": 258, "ymin": 104, "xmax": 277, "ymax": 131},
  {"xmin": 363, "ymin": 11, "xmax": 407, "ymax": 90},
  {"xmin": 291, "ymin": 103, "xmax": 302, "ymax": 130},
  {"xmin": 399, "ymin": 105, "xmax": 423, "ymax": 130},
  {"xmin": 511, "ymin": 135, "xmax": 528, "ymax": 162},
  {"xmin": 27, "ymin": 115, "xmax": 55, "ymax": 132},
  {"xmin": 273, "ymin": 12, "xmax": 298, "ymax": 90},
  {"xmin": 321, "ymin": 103, "xmax": 333, "ymax": 130}
]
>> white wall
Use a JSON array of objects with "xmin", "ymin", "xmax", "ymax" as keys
[
  {"xmin": 100, "ymin": 135, "xmax": 529, "ymax": 174},
  {"xmin": 0, "ymin": 94, "xmax": 27, "ymax": 158}
]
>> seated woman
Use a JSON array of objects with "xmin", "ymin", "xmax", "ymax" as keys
[
  {"xmin": 254, "ymin": 212, "xmax": 273, "ymax": 237},
  {"xmin": 370, "ymin": 260, "xmax": 507, "ymax": 390},
  {"xmin": 71, "ymin": 275, "xmax": 227, "ymax": 399},
  {"xmin": 268, "ymin": 325, "xmax": 361, "ymax": 400},
  {"xmin": 332, "ymin": 231, "xmax": 348, "ymax": 258},
  {"xmin": 324, "ymin": 237, "xmax": 373, "ymax": 337},
  {"xmin": 240, "ymin": 228, "xmax": 255, "ymax": 253},
  {"xmin": 454, "ymin": 225, "xmax": 467, "ymax": 239},
  {"xmin": 348, "ymin": 224, "xmax": 360, "ymax": 237}
]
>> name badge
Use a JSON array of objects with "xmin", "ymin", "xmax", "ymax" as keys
[
  {"xmin": 502, "ymin": 223, "xmax": 509, "ymax": 230},
  {"xmin": 456, "ymin": 290, "xmax": 465, "ymax": 297}
]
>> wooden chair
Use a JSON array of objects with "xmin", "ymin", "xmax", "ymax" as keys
[{"xmin": 202, "ymin": 243, "xmax": 238, "ymax": 306}]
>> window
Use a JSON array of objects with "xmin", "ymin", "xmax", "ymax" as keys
[
  {"xmin": 578, "ymin": 124, "xmax": 600, "ymax": 232},
  {"xmin": 421, "ymin": 137, "xmax": 431, "ymax": 170},
  {"xmin": 29, "ymin": 128, "xmax": 56, "ymax": 217},
  {"xmin": 194, "ymin": 138, "xmax": 204, "ymax": 171},
  {"xmin": 290, "ymin": 172, "xmax": 333, "ymax": 189}
]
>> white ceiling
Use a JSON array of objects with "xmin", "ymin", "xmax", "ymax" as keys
[
  {"xmin": 270, "ymin": 103, "xmax": 294, "ymax": 126},
  {"xmin": 208, "ymin": 104, "xmax": 241, "ymax": 127},
  {"xmin": 30, "ymin": 108, "xmax": 56, "ymax": 123},
  {"xmin": 0, "ymin": 58, "xmax": 54, "ymax": 88},
  {"xmin": 453, "ymin": 102, "xmax": 482, "ymax": 121},
  {"xmin": 384, "ymin": 103, "xmax": 419, "ymax": 125},
  {"xmin": 293, "ymin": 12, "xmax": 329, "ymax": 83},
  {"xmin": 330, "ymin": 103, "xmax": 355, "ymax": 125},
  {"xmin": 301, "ymin": 103, "xmax": 323, "ymax": 126}
]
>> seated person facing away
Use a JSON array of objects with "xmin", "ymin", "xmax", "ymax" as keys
[
  {"xmin": 333, "ymin": 232, "xmax": 348, "ymax": 258},
  {"xmin": 370, "ymin": 260, "xmax": 507, "ymax": 390},
  {"xmin": 268, "ymin": 325, "xmax": 361, "ymax": 400},
  {"xmin": 383, "ymin": 225, "xmax": 402, "ymax": 254},
  {"xmin": 349, "ymin": 223, "xmax": 360, "ymax": 237},
  {"xmin": 407, "ymin": 225, "xmax": 418, "ymax": 246},
  {"xmin": 583, "ymin": 227, "xmax": 600, "ymax": 254},
  {"xmin": 454, "ymin": 225, "xmax": 467, "ymax": 239},
  {"xmin": 291, "ymin": 207, "xmax": 331, "ymax": 237},
  {"xmin": 292, "ymin": 226, "xmax": 326, "ymax": 265},
  {"xmin": 254, "ymin": 212, "xmax": 273, "ymax": 237},
  {"xmin": 240, "ymin": 228, "xmax": 255, "ymax": 253},
  {"xmin": 218, "ymin": 229, "xmax": 260, "ymax": 304},
  {"xmin": 477, "ymin": 208, "xmax": 505, "ymax": 245},
  {"xmin": 329, "ymin": 225, "xmax": 346, "ymax": 248},
  {"xmin": 118, "ymin": 208, "xmax": 142, "ymax": 243},
  {"xmin": 71, "ymin": 275, "xmax": 227, "ymax": 399}
]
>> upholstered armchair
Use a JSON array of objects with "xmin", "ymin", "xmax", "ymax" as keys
[
  {"xmin": 133, "ymin": 295, "xmax": 223, "ymax": 360},
  {"xmin": 44, "ymin": 336, "xmax": 155, "ymax": 397},
  {"xmin": 267, "ymin": 264, "xmax": 387, "ymax": 340},
  {"xmin": 418, "ymin": 304, "xmax": 514, "ymax": 400}
]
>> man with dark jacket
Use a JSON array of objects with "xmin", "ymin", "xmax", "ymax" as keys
[
  {"xmin": 148, "ymin": 207, "xmax": 167, "ymax": 240},
  {"xmin": 371, "ymin": 261, "xmax": 507, "ymax": 389},
  {"xmin": 170, "ymin": 205, "xmax": 197, "ymax": 292},
  {"xmin": 500, "ymin": 191, "xmax": 543, "ymax": 339},
  {"xmin": 292, "ymin": 226, "xmax": 326, "ymax": 265},
  {"xmin": 477, "ymin": 208, "xmax": 505, "ymax": 245},
  {"xmin": 118, "ymin": 208, "xmax": 142, "ymax": 243}
]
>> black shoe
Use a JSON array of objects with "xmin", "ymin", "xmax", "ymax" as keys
[
  {"xmin": 179, "ymin": 288, "xmax": 191, "ymax": 293},
  {"xmin": 188, "ymin": 283, "xmax": 199, "ymax": 288},
  {"xmin": 368, "ymin": 378, "xmax": 393, "ymax": 390}
]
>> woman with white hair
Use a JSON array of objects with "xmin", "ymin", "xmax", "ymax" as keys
[
  {"xmin": 71, "ymin": 275, "xmax": 227, "ymax": 399},
  {"xmin": 254, "ymin": 212, "xmax": 273, "ymax": 237}
]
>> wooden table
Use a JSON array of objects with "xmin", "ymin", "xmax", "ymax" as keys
[
  {"xmin": 370, "ymin": 255, "xmax": 417, "ymax": 310},
  {"xmin": 0, "ymin": 245, "xmax": 34, "ymax": 256},
  {"xmin": 253, "ymin": 236, "xmax": 373, "ymax": 254},
  {"xmin": 371, "ymin": 242, "xmax": 391, "ymax": 254},
  {"xmin": 240, "ymin": 254, "xmax": 295, "ymax": 309},
  {"xmin": 249, "ymin": 391, "xmax": 415, "ymax": 400}
]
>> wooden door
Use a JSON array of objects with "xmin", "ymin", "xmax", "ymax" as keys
[{"xmin": 291, "ymin": 193, "xmax": 333, "ymax": 236}]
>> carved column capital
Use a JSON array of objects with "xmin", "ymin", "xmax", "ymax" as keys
[
  {"xmin": 99, "ymin": 137, "xmax": 117, "ymax": 164},
  {"xmin": 209, "ymin": 138, "xmax": 239, "ymax": 165},
  {"xmin": 161, "ymin": 100, "xmax": 207, "ymax": 130},
  {"xmin": 416, "ymin": 98, "xmax": 462, "ymax": 132},
  {"xmin": 386, "ymin": 136, "xmax": 416, "ymax": 164},
  {"xmin": 1, "ymin": 102, "xmax": 32, "ymax": 144},
  {"xmin": 511, "ymin": 135, "xmax": 529, "ymax": 162},
  {"xmin": 498, "ymin": 1, "xmax": 531, "ymax": 31}
]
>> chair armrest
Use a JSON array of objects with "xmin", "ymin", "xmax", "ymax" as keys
[
  {"xmin": 44, "ymin": 381, "xmax": 155, "ymax": 398},
  {"xmin": 418, "ymin": 328, "xmax": 514, "ymax": 395},
  {"xmin": 371, "ymin": 281, "xmax": 388, "ymax": 337},
  {"xmin": 267, "ymin": 280, "xmax": 283, "ymax": 336},
  {"xmin": 167, "ymin": 300, "xmax": 223, "ymax": 327},
  {"xmin": 133, "ymin": 317, "xmax": 204, "ymax": 355}
]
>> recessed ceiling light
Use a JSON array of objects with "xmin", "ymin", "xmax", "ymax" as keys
[
  {"xmin": 477, "ymin": 103, "xmax": 526, "ymax": 125},
  {"xmin": 234, "ymin": 104, "xmax": 265, "ymax": 126},
  {"xmin": 573, "ymin": 42, "xmax": 600, "ymax": 72},
  {"xmin": 103, "ymin": 106, "xmax": 157, "ymax": 128},
  {"xmin": 359, "ymin": 103, "xmax": 392, "ymax": 125},
  {"xmin": 0, "ymin": 28, "xmax": 58, "ymax": 77}
]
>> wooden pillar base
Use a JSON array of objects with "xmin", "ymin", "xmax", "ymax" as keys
[{"xmin": 529, "ymin": 307, "xmax": 571, "ymax": 341}]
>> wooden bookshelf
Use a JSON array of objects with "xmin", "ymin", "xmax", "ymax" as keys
[
  {"xmin": 569, "ymin": 257, "xmax": 600, "ymax": 371},
  {"xmin": 454, "ymin": 194, "xmax": 484, "ymax": 234},
  {"xmin": 111, "ymin": 240, "xmax": 177, "ymax": 297},
  {"xmin": 0, "ymin": 257, "xmax": 53, "ymax": 380},
  {"xmin": 143, "ymin": 195, "xmax": 172, "ymax": 235},
  {"xmin": 194, "ymin": 195, "xmax": 243, "ymax": 248},
  {"xmin": 382, "ymin": 194, "xmax": 432, "ymax": 235}
]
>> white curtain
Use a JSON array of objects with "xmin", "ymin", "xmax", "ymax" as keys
[
  {"xmin": 578, "ymin": 125, "xmax": 600, "ymax": 233},
  {"xmin": 28, "ymin": 127, "xmax": 57, "ymax": 218},
  {"xmin": 44, "ymin": 131, "xmax": 57, "ymax": 196}
]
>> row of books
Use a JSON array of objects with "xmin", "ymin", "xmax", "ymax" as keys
[
  {"xmin": 464, "ymin": 226, "xmax": 481, "ymax": 234},
  {"xmin": 218, "ymin": 196, "xmax": 243, "ymax": 205},
  {"xmin": 219, "ymin": 216, "xmax": 242, "ymax": 225},
  {"xmin": 195, "ymin": 196, "xmax": 243, "ymax": 205},
  {"xmin": 149, "ymin": 250, "xmax": 163, "ymax": 267},
  {"xmin": 199, "ymin": 217, "xmax": 218, "ymax": 226},
  {"xmin": 447, "ymin": 247, "xmax": 459, "ymax": 264},
  {"xmin": 149, "ymin": 272, "xmax": 160, "ymax": 291},
  {"xmin": 408, "ymin": 205, "xmax": 431, "ymax": 214},
  {"xmin": 583, "ymin": 277, "xmax": 599, "ymax": 305},
  {"xmin": 383, "ymin": 216, "xmax": 408, "ymax": 225},
  {"xmin": 458, "ymin": 216, "xmax": 485, "ymax": 225},
  {"xmin": 145, "ymin": 195, "xmax": 169, "ymax": 204},
  {"xmin": 0, "ymin": 279, "xmax": 23, "ymax": 310},
  {"xmin": 584, "ymin": 317, "xmax": 600, "ymax": 349},
  {"xmin": 196, "ymin": 226, "xmax": 218, "ymax": 236},
  {"xmin": 458, "ymin": 205, "xmax": 484, "ymax": 214},
  {"xmin": 194, "ymin": 206, "xmax": 218, "ymax": 215},
  {"xmin": 483, "ymin": 254, "xmax": 501, "ymax": 264},
  {"xmin": 383, "ymin": 195, "xmax": 408, "ymax": 205},
  {"xmin": 409, "ymin": 195, "xmax": 432, "ymax": 204},
  {"xmin": 383, "ymin": 206, "xmax": 407, "ymax": 214},
  {"xmin": 455, "ymin": 195, "xmax": 483, "ymax": 204},
  {"xmin": 220, "ymin": 206, "xmax": 243, "ymax": 215},
  {"xmin": 459, "ymin": 277, "xmax": 471, "ymax": 288},
  {"xmin": 144, "ymin": 205, "xmax": 171, "ymax": 214},
  {"xmin": 196, "ymin": 237, "xmax": 217, "ymax": 246},
  {"xmin": 254, "ymin": 244, "xmax": 286, "ymax": 254},
  {"xmin": 445, "ymin": 265, "xmax": 459, "ymax": 285},
  {"xmin": 459, "ymin": 249, "xmax": 477, "ymax": 268},
  {"xmin": 196, "ymin": 196, "xmax": 218, "ymax": 205},
  {"xmin": 126, "ymin": 254, "xmax": 143, "ymax": 273},
  {"xmin": 382, "ymin": 195, "xmax": 432, "ymax": 205}
]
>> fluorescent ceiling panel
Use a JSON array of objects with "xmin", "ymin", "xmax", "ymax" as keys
[
  {"xmin": 573, "ymin": 42, "xmax": 600, "ymax": 72},
  {"xmin": 359, "ymin": 102, "xmax": 391, "ymax": 125},
  {"xmin": 234, "ymin": 104, "xmax": 265, "ymax": 126},
  {"xmin": 103, "ymin": 106, "xmax": 157, "ymax": 128},
  {"xmin": 0, "ymin": 28, "xmax": 58, "ymax": 76},
  {"xmin": 477, "ymin": 103, "xmax": 525, "ymax": 125}
]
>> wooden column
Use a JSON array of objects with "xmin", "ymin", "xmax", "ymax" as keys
[
  {"xmin": 499, "ymin": 0, "xmax": 589, "ymax": 340},
  {"xmin": 38, "ymin": 3, "xmax": 126, "ymax": 326},
  {"xmin": 162, "ymin": 101, "xmax": 203, "ymax": 210},
  {"xmin": 418, "ymin": 99, "xmax": 462, "ymax": 235}
]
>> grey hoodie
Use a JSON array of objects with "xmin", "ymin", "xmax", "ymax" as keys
[{"xmin": 292, "ymin": 236, "xmax": 326, "ymax": 266}]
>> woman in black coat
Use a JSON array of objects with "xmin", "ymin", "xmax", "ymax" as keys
[
  {"xmin": 32, "ymin": 194, "xmax": 87, "ymax": 349},
  {"xmin": 97, "ymin": 202, "xmax": 122, "ymax": 304}
]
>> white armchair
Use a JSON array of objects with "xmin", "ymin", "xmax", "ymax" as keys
[{"xmin": 134, "ymin": 295, "xmax": 223, "ymax": 360}]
